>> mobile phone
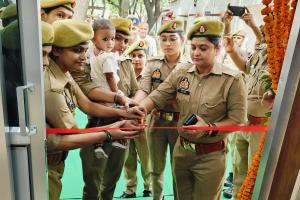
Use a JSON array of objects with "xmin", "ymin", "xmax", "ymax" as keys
[
  {"xmin": 183, "ymin": 114, "xmax": 198, "ymax": 126},
  {"xmin": 228, "ymin": 4, "xmax": 246, "ymax": 16}
]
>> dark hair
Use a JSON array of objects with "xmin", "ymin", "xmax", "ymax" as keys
[
  {"xmin": 42, "ymin": 5, "xmax": 74, "ymax": 14},
  {"xmin": 191, "ymin": 35, "xmax": 221, "ymax": 47},
  {"xmin": 92, "ymin": 19, "xmax": 115, "ymax": 32},
  {"xmin": 159, "ymin": 31, "xmax": 185, "ymax": 41},
  {"xmin": 2, "ymin": 16, "xmax": 17, "ymax": 27}
]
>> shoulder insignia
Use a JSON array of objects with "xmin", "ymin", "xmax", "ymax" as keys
[{"xmin": 222, "ymin": 65, "xmax": 241, "ymax": 78}]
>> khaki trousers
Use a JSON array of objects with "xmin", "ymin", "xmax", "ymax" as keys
[
  {"xmin": 147, "ymin": 114, "xmax": 179, "ymax": 200},
  {"xmin": 48, "ymin": 162, "xmax": 65, "ymax": 200},
  {"xmin": 123, "ymin": 131, "xmax": 151, "ymax": 194},
  {"xmin": 80, "ymin": 144, "xmax": 126, "ymax": 200},
  {"xmin": 232, "ymin": 131, "xmax": 262, "ymax": 199},
  {"xmin": 80, "ymin": 117, "xmax": 125, "ymax": 200},
  {"xmin": 173, "ymin": 139, "xmax": 227, "ymax": 200}
]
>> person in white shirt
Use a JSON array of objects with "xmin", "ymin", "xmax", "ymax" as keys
[
  {"xmin": 89, "ymin": 19, "xmax": 127, "ymax": 158},
  {"xmin": 139, "ymin": 22, "xmax": 158, "ymax": 57}
]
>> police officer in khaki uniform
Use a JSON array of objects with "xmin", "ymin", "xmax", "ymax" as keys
[
  {"xmin": 223, "ymin": 9, "xmax": 270, "ymax": 199},
  {"xmin": 121, "ymin": 40, "xmax": 152, "ymax": 198},
  {"xmin": 41, "ymin": 21, "xmax": 54, "ymax": 70},
  {"xmin": 139, "ymin": 20, "xmax": 247, "ymax": 200},
  {"xmin": 41, "ymin": 0, "xmax": 75, "ymax": 24},
  {"xmin": 0, "ymin": 3, "xmax": 17, "ymax": 27},
  {"xmin": 134, "ymin": 20, "xmax": 189, "ymax": 200},
  {"xmin": 77, "ymin": 17, "xmax": 143, "ymax": 200},
  {"xmin": 45, "ymin": 19, "xmax": 140, "ymax": 200}
]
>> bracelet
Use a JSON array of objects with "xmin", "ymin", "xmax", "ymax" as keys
[{"xmin": 104, "ymin": 130, "xmax": 112, "ymax": 144}]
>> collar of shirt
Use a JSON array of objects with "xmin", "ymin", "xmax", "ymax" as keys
[
  {"xmin": 49, "ymin": 58, "xmax": 72, "ymax": 91},
  {"xmin": 187, "ymin": 62, "xmax": 223, "ymax": 76}
]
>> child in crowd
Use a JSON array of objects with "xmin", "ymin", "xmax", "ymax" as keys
[{"xmin": 90, "ymin": 19, "xmax": 127, "ymax": 158}]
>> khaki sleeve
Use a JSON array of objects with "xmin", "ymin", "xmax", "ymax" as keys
[
  {"xmin": 139, "ymin": 61, "xmax": 153, "ymax": 94},
  {"xmin": 70, "ymin": 65, "xmax": 99, "ymax": 96},
  {"xmin": 129, "ymin": 63, "xmax": 139, "ymax": 97},
  {"xmin": 46, "ymin": 135, "xmax": 62, "ymax": 152},
  {"xmin": 45, "ymin": 92, "xmax": 77, "ymax": 129},
  {"xmin": 148, "ymin": 69, "xmax": 177, "ymax": 110},
  {"xmin": 226, "ymin": 74, "xmax": 247, "ymax": 124},
  {"xmin": 72, "ymin": 81, "xmax": 88, "ymax": 102},
  {"xmin": 45, "ymin": 91, "xmax": 77, "ymax": 151}
]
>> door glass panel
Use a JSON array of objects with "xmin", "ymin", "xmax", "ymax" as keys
[{"xmin": 0, "ymin": 1, "xmax": 28, "ymax": 127}]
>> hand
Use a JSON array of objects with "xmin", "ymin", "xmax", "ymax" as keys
[
  {"xmin": 240, "ymin": 7, "xmax": 255, "ymax": 27},
  {"xmin": 108, "ymin": 120, "xmax": 139, "ymax": 140},
  {"xmin": 182, "ymin": 115, "xmax": 209, "ymax": 139},
  {"xmin": 223, "ymin": 9, "xmax": 233, "ymax": 25},
  {"xmin": 121, "ymin": 105, "xmax": 147, "ymax": 119},
  {"xmin": 261, "ymin": 90, "xmax": 275, "ymax": 110},
  {"xmin": 122, "ymin": 120, "xmax": 146, "ymax": 131},
  {"xmin": 116, "ymin": 95, "xmax": 140, "ymax": 110},
  {"xmin": 223, "ymin": 36, "xmax": 235, "ymax": 53}
]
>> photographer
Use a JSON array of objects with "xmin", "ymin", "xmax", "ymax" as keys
[{"xmin": 223, "ymin": 7, "xmax": 272, "ymax": 199}]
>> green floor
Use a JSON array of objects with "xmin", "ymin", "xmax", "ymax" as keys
[{"xmin": 60, "ymin": 110, "xmax": 232, "ymax": 199}]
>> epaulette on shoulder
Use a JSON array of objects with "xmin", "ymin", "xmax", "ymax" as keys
[
  {"xmin": 222, "ymin": 65, "xmax": 242, "ymax": 78},
  {"xmin": 148, "ymin": 55, "xmax": 164, "ymax": 61}
]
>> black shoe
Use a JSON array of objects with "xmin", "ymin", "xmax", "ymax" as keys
[
  {"xmin": 224, "ymin": 172, "xmax": 233, "ymax": 187},
  {"xmin": 223, "ymin": 187, "xmax": 233, "ymax": 199},
  {"xmin": 142, "ymin": 190, "xmax": 152, "ymax": 197},
  {"xmin": 119, "ymin": 192, "xmax": 136, "ymax": 198}
]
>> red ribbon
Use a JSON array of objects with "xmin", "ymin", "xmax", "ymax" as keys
[{"xmin": 46, "ymin": 125, "xmax": 267, "ymax": 135}]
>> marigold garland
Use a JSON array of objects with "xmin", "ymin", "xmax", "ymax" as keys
[{"xmin": 237, "ymin": 0, "xmax": 298, "ymax": 199}]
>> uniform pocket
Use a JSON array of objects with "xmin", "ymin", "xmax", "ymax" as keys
[{"xmin": 200, "ymin": 97, "xmax": 226, "ymax": 116}]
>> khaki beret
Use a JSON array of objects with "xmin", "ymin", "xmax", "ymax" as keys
[
  {"xmin": 157, "ymin": 20, "xmax": 184, "ymax": 35},
  {"xmin": 124, "ymin": 39, "xmax": 148, "ymax": 56},
  {"xmin": 41, "ymin": 0, "xmax": 76, "ymax": 12},
  {"xmin": 41, "ymin": 22, "xmax": 54, "ymax": 46},
  {"xmin": 233, "ymin": 30, "xmax": 246, "ymax": 37},
  {"xmin": 0, "ymin": 4, "xmax": 17, "ymax": 19},
  {"xmin": 187, "ymin": 20, "xmax": 224, "ymax": 40},
  {"xmin": 111, "ymin": 17, "xmax": 132, "ymax": 37},
  {"xmin": 1, "ymin": 20, "xmax": 20, "ymax": 50},
  {"xmin": 52, "ymin": 19, "xmax": 93, "ymax": 47}
]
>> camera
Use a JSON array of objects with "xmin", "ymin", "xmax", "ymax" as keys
[
  {"xmin": 183, "ymin": 114, "xmax": 198, "ymax": 126},
  {"xmin": 228, "ymin": 4, "xmax": 246, "ymax": 17}
]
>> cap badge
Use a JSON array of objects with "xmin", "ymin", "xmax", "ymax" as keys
[
  {"xmin": 170, "ymin": 22, "xmax": 177, "ymax": 30},
  {"xmin": 199, "ymin": 25, "xmax": 206, "ymax": 33}
]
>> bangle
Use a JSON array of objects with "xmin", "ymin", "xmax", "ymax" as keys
[{"xmin": 104, "ymin": 130, "xmax": 112, "ymax": 144}]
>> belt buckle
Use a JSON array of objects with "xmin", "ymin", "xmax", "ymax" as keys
[
  {"xmin": 182, "ymin": 139, "xmax": 196, "ymax": 153},
  {"xmin": 165, "ymin": 113, "xmax": 173, "ymax": 121}
]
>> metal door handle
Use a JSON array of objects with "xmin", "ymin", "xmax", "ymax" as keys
[{"xmin": 16, "ymin": 84, "xmax": 37, "ymax": 136}]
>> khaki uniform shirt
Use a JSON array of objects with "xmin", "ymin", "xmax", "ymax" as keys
[
  {"xmin": 118, "ymin": 56, "xmax": 139, "ymax": 97},
  {"xmin": 69, "ymin": 63, "xmax": 99, "ymax": 96},
  {"xmin": 246, "ymin": 43, "xmax": 269, "ymax": 117},
  {"xmin": 149, "ymin": 62, "xmax": 247, "ymax": 144},
  {"xmin": 139, "ymin": 55, "xmax": 189, "ymax": 112},
  {"xmin": 45, "ymin": 59, "xmax": 86, "ymax": 152}
]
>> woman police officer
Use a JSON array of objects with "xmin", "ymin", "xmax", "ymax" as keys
[
  {"xmin": 134, "ymin": 20, "xmax": 189, "ymax": 200},
  {"xmin": 139, "ymin": 19, "xmax": 247, "ymax": 200}
]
